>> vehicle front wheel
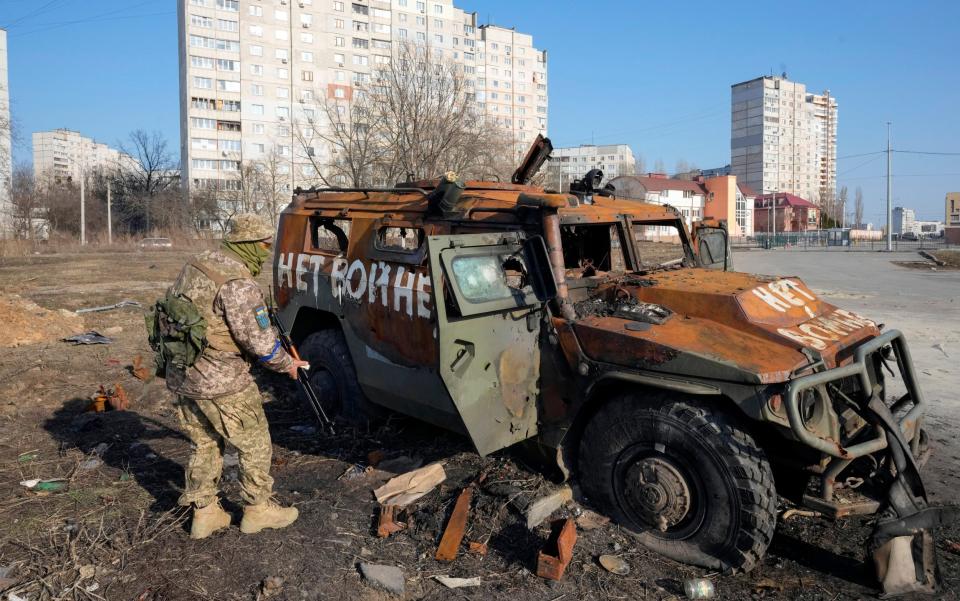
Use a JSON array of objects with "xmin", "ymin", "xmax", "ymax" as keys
[
  {"xmin": 578, "ymin": 393, "xmax": 776, "ymax": 572},
  {"xmin": 297, "ymin": 328, "xmax": 379, "ymax": 426}
]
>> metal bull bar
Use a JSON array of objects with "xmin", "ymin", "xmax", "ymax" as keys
[{"xmin": 784, "ymin": 329, "xmax": 924, "ymax": 461}]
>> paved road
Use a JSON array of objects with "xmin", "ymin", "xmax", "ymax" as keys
[{"xmin": 735, "ymin": 249, "xmax": 960, "ymax": 500}]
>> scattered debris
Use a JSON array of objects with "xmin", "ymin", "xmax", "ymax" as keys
[
  {"xmin": 20, "ymin": 479, "xmax": 68, "ymax": 493},
  {"xmin": 8, "ymin": 592, "xmax": 28, "ymax": 601},
  {"xmin": 683, "ymin": 578, "xmax": 716, "ymax": 599},
  {"xmin": 781, "ymin": 508, "xmax": 821, "ymax": 521},
  {"xmin": 433, "ymin": 575, "xmax": 481, "ymax": 589},
  {"xmin": 536, "ymin": 519, "xmax": 577, "ymax": 581},
  {"xmin": 932, "ymin": 343, "xmax": 950, "ymax": 358},
  {"xmin": 79, "ymin": 457, "xmax": 103, "ymax": 471},
  {"xmin": 63, "ymin": 331, "xmax": 113, "ymax": 345},
  {"xmin": 260, "ymin": 576, "xmax": 284, "ymax": 597},
  {"xmin": 377, "ymin": 505, "xmax": 407, "ymax": 538},
  {"xmin": 752, "ymin": 577, "xmax": 784, "ymax": 592},
  {"xmin": 377, "ymin": 455, "xmax": 424, "ymax": 474},
  {"xmin": 526, "ymin": 484, "xmax": 573, "ymax": 529},
  {"xmin": 575, "ymin": 509, "xmax": 610, "ymax": 530},
  {"xmin": 468, "ymin": 541, "xmax": 488, "ymax": 557},
  {"xmin": 0, "ymin": 564, "xmax": 16, "ymax": 589},
  {"xmin": 89, "ymin": 384, "xmax": 129, "ymax": 412},
  {"xmin": 945, "ymin": 539, "xmax": 960, "ymax": 555},
  {"xmin": 0, "ymin": 293, "xmax": 83, "ymax": 348},
  {"xmin": 289, "ymin": 425, "xmax": 317, "ymax": 435},
  {"xmin": 75, "ymin": 299, "xmax": 141, "ymax": 314},
  {"xmin": 16, "ymin": 450, "xmax": 38, "ymax": 463},
  {"xmin": 374, "ymin": 462, "xmax": 446, "ymax": 507},
  {"xmin": 358, "ymin": 563, "xmax": 405, "ymax": 596},
  {"xmin": 131, "ymin": 354, "xmax": 152, "ymax": 380},
  {"xmin": 598, "ymin": 554, "xmax": 630, "ymax": 576},
  {"xmin": 78, "ymin": 565, "xmax": 96, "ymax": 580},
  {"xmin": 339, "ymin": 464, "xmax": 372, "ymax": 481},
  {"xmin": 223, "ymin": 453, "xmax": 239, "ymax": 468},
  {"xmin": 436, "ymin": 487, "xmax": 472, "ymax": 562}
]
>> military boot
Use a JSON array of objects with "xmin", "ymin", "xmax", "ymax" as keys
[
  {"xmin": 190, "ymin": 501, "xmax": 232, "ymax": 539},
  {"xmin": 240, "ymin": 500, "xmax": 299, "ymax": 534}
]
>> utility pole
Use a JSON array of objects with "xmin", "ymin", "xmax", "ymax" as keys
[
  {"xmin": 885, "ymin": 122, "xmax": 892, "ymax": 251},
  {"xmin": 107, "ymin": 180, "xmax": 113, "ymax": 245},
  {"xmin": 79, "ymin": 170, "xmax": 86, "ymax": 245}
]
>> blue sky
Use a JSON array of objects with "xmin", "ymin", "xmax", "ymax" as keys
[{"xmin": 3, "ymin": 0, "xmax": 958, "ymax": 221}]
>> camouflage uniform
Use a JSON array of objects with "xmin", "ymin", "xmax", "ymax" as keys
[{"xmin": 166, "ymin": 215, "xmax": 294, "ymax": 509}]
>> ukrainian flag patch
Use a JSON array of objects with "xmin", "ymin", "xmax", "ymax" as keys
[{"xmin": 254, "ymin": 306, "xmax": 270, "ymax": 329}]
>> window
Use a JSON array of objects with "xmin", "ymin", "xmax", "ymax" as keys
[
  {"xmin": 416, "ymin": 16, "xmax": 425, "ymax": 25},
  {"xmin": 190, "ymin": 34, "xmax": 216, "ymax": 49},
  {"xmin": 276, "ymin": 86, "xmax": 289, "ymax": 98},
  {"xmin": 274, "ymin": 9, "xmax": 288, "ymax": 21},
  {"xmin": 193, "ymin": 76, "xmax": 213, "ymax": 89},
  {"xmin": 334, "ymin": 88, "xmax": 345, "ymax": 98},
  {"xmin": 450, "ymin": 255, "xmax": 519, "ymax": 303},
  {"xmin": 251, "ymin": 143, "xmax": 265, "ymax": 154},
  {"xmin": 334, "ymin": 18, "xmax": 344, "ymax": 28},
  {"xmin": 373, "ymin": 22, "xmax": 390, "ymax": 34},
  {"xmin": 216, "ymin": 58, "xmax": 239, "ymax": 72},
  {"xmin": 353, "ymin": 38, "xmax": 369, "ymax": 49},
  {"xmin": 275, "ymin": 48, "xmax": 289, "ymax": 60},
  {"xmin": 250, "ymin": 44, "xmax": 263, "ymax": 56},
  {"xmin": 354, "ymin": 21, "xmax": 368, "ymax": 32},
  {"xmin": 216, "ymin": 0, "xmax": 239, "ymax": 10},
  {"xmin": 253, "ymin": 124, "xmax": 265, "ymax": 134},
  {"xmin": 333, "ymin": 1, "xmax": 344, "ymax": 10},
  {"xmin": 302, "ymin": 70, "xmax": 314, "ymax": 82},
  {"xmin": 398, "ymin": 28, "xmax": 408, "ymax": 38},
  {"xmin": 217, "ymin": 19, "xmax": 238, "ymax": 32},
  {"xmin": 335, "ymin": 36, "xmax": 345, "ymax": 47},
  {"xmin": 249, "ymin": 24, "xmax": 263, "ymax": 36},
  {"xmin": 251, "ymin": 84, "xmax": 263, "ymax": 96},
  {"xmin": 352, "ymin": 54, "xmax": 368, "ymax": 65},
  {"xmin": 334, "ymin": 52, "xmax": 345, "ymax": 65},
  {"xmin": 416, "ymin": 1, "xmax": 425, "ymax": 12},
  {"xmin": 301, "ymin": 32, "xmax": 314, "ymax": 43},
  {"xmin": 632, "ymin": 223, "xmax": 687, "ymax": 270},
  {"xmin": 190, "ymin": 55, "xmax": 214, "ymax": 68},
  {"xmin": 433, "ymin": 18, "xmax": 442, "ymax": 28},
  {"xmin": 277, "ymin": 106, "xmax": 290, "ymax": 118},
  {"xmin": 277, "ymin": 68, "xmax": 288, "ymax": 79},
  {"xmin": 433, "ymin": 34, "xmax": 442, "ymax": 43},
  {"xmin": 301, "ymin": 14, "xmax": 313, "ymax": 25},
  {"xmin": 309, "ymin": 218, "xmax": 351, "ymax": 254},
  {"xmin": 217, "ymin": 120, "xmax": 241, "ymax": 132},
  {"xmin": 249, "ymin": 5, "xmax": 262, "ymax": 16},
  {"xmin": 376, "ymin": 227, "xmax": 423, "ymax": 253},
  {"xmin": 192, "ymin": 159, "xmax": 217, "ymax": 170},
  {"xmin": 191, "ymin": 137, "xmax": 217, "ymax": 151},
  {"xmin": 219, "ymin": 139, "xmax": 241, "ymax": 152},
  {"xmin": 215, "ymin": 38, "xmax": 240, "ymax": 52},
  {"xmin": 220, "ymin": 160, "xmax": 240, "ymax": 171},
  {"xmin": 433, "ymin": 3, "xmax": 442, "ymax": 13},
  {"xmin": 190, "ymin": 14, "xmax": 213, "ymax": 28},
  {"xmin": 416, "ymin": 31, "xmax": 425, "ymax": 42},
  {"xmin": 250, "ymin": 64, "xmax": 263, "ymax": 75},
  {"xmin": 275, "ymin": 29, "xmax": 289, "ymax": 40},
  {"xmin": 190, "ymin": 117, "xmax": 216, "ymax": 128}
]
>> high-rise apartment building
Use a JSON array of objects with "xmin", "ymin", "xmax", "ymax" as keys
[
  {"xmin": 177, "ymin": 0, "xmax": 547, "ymax": 216},
  {"xmin": 0, "ymin": 28, "xmax": 12, "ymax": 238},
  {"xmin": 32, "ymin": 129, "xmax": 134, "ymax": 185},
  {"xmin": 545, "ymin": 144, "xmax": 635, "ymax": 191},
  {"xmin": 730, "ymin": 75, "xmax": 837, "ymax": 206}
]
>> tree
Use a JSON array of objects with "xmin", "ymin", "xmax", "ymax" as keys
[
  {"xmin": 854, "ymin": 186, "xmax": 864, "ymax": 228},
  {"xmin": 675, "ymin": 159, "xmax": 690, "ymax": 175},
  {"xmin": 837, "ymin": 185, "xmax": 848, "ymax": 227},
  {"xmin": 114, "ymin": 130, "xmax": 182, "ymax": 234},
  {"xmin": 634, "ymin": 154, "xmax": 646, "ymax": 175},
  {"xmin": 654, "ymin": 158, "xmax": 666, "ymax": 174},
  {"xmin": 294, "ymin": 42, "xmax": 516, "ymax": 188},
  {"xmin": 10, "ymin": 162, "xmax": 47, "ymax": 240}
]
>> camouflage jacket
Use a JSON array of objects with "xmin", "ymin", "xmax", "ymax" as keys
[{"xmin": 165, "ymin": 250, "xmax": 294, "ymax": 399}]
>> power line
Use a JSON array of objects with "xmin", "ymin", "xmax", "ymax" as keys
[
  {"xmin": 10, "ymin": 10, "xmax": 172, "ymax": 37},
  {"xmin": 837, "ymin": 154, "xmax": 881, "ymax": 176},
  {"xmin": 2, "ymin": 0, "xmax": 71, "ymax": 28},
  {"xmin": 892, "ymin": 150, "xmax": 960, "ymax": 157}
]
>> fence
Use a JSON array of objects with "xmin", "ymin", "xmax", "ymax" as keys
[{"xmin": 733, "ymin": 231, "xmax": 955, "ymax": 251}]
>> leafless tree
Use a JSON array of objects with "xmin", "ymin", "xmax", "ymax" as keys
[
  {"xmin": 854, "ymin": 186, "xmax": 864, "ymax": 228},
  {"xmin": 634, "ymin": 154, "xmax": 646, "ymax": 175},
  {"xmin": 675, "ymin": 159, "xmax": 690, "ymax": 175},
  {"xmin": 10, "ymin": 163, "xmax": 47, "ymax": 239},
  {"xmin": 654, "ymin": 158, "xmax": 666, "ymax": 174},
  {"xmin": 294, "ymin": 42, "xmax": 516, "ymax": 188}
]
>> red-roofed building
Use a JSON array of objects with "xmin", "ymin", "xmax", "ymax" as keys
[{"xmin": 754, "ymin": 193, "xmax": 819, "ymax": 232}]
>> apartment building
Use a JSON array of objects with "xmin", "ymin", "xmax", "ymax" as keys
[
  {"xmin": 545, "ymin": 144, "xmax": 635, "ymax": 191},
  {"xmin": 0, "ymin": 28, "xmax": 11, "ymax": 238},
  {"xmin": 177, "ymin": 0, "xmax": 548, "ymax": 216},
  {"xmin": 32, "ymin": 129, "xmax": 134, "ymax": 185},
  {"xmin": 946, "ymin": 192, "xmax": 960, "ymax": 245},
  {"xmin": 892, "ymin": 206, "xmax": 916, "ymax": 236},
  {"xmin": 731, "ymin": 75, "xmax": 837, "ymax": 207}
]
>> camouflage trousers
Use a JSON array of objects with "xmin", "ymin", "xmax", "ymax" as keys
[{"xmin": 176, "ymin": 383, "xmax": 274, "ymax": 508}]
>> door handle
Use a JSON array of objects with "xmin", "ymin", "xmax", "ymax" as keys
[{"xmin": 450, "ymin": 339, "xmax": 475, "ymax": 372}]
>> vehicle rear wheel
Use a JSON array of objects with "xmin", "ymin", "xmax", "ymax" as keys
[
  {"xmin": 298, "ymin": 328, "xmax": 378, "ymax": 425},
  {"xmin": 578, "ymin": 393, "xmax": 776, "ymax": 572}
]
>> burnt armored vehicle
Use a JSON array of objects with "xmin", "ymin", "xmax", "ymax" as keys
[{"xmin": 272, "ymin": 138, "xmax": 936, "ymax": 580}]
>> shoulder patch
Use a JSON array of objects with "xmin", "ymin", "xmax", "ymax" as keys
[{"xmin": 254, "ymin": 305, "xmax": 270, "ymax": 329}]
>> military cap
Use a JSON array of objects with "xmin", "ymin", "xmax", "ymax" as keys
[{"xmin": 225, "ymin": 213, "xmax": 273, "ymax": 242}]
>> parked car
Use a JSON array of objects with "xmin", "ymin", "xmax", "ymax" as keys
[{"xmin": 138, "ymin": 237, "xmax": 173, "ymax": 249}]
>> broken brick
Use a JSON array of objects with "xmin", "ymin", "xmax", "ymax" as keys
[
  {"xmin": 536, "ymin": 518, "xmax": 577, "ymax": 581},
  {"xmin": 435, "ymin": 487, "xmax": 472, "ymax": 562}
]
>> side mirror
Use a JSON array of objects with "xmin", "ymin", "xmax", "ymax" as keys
[
  {"xmin": 522, "ymin": 235, "xmax": 558, "ymax": 302},
  {"xmin": 696, "ymin": 226, "xmax": 731, "ymax": 271}
]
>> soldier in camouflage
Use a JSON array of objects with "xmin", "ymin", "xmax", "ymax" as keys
[{"xmin": 165, "ymin": 213, "xmax": 309, "ymax": 539}]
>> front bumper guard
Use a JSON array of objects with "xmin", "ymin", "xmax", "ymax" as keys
[{"xmin": 784, "ymin": 329, "xmax": 925, "ymax": 515}]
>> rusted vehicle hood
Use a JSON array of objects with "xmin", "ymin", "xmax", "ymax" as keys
[{"xmin": 573, "ymin": 269, "xmax": 880, "ymax": 384}]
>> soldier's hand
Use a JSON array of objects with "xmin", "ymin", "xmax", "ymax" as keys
[{"xmin": 287, "ymin": 359, "xmax": 310, "ymax": 380}]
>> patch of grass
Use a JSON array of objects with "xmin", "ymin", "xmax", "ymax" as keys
[{"xmin": 931, "ymin": 249, "xmax": 960, "ymax": 269}]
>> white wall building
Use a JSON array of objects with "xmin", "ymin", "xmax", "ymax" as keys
[
  {"xmin": 0, "ymin": 28, "xmax": 12, "ymax": 238},
  {"xmin": 892, "ymin": 206, "xmax": 916, "ymax": 235},
  {"xmin": 731, "ymin": 75, "xmax": 837, "ymax": 207},
  {"xmin": 546, "ymin": 143, "xmax": 635, "ymax": 191},
  {"xmin": 177, "ymin": 0, "xmax": 548, "ymax": 217},
  {"xmin": 32, "ymin": 129, "xmax": 134, "ymax": 185}
]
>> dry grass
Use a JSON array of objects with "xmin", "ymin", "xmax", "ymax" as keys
[{"xmin": 931, "ymin": 249, "xmax": 960, "ymax": 269}]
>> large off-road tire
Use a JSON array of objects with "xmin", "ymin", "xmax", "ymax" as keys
[
  {"xmin": 298, "ymin": 329, "xmax": 377, "ymax": 425},
  {"xmin": 578, "ymin": 393, "xmax": 776, "ymax": 573}
]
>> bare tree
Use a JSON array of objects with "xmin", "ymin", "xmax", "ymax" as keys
[
  {"xmin": 294, "ymin": 42, "xmax": 516, "ymax": 188},
  {"xmin": 10, "ymin": 162, "xmax": 47, "ymax": 239},
  {"xmin": 654, "ymin": 158, "xmax": 666, "ymax": 174},
  {"xmin": 854, "ymin": 186, "xmax": 864, "ymax": 228},
  {"xmin": 675, "ymin": 159, "xmax": 690, "ymax": 175},
  {"xmin": 634, "ymin": 154, "xmax": 646, "ymax": 175}
]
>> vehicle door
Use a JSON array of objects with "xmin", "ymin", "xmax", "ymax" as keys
[{"xmin": 427, "ymin": 231, "xmax": 555, "ymax": 455}]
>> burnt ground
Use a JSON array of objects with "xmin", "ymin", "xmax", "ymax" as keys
[{"xmin": 0, "ymin": 249, "xmax": 958, "ymax": 601}]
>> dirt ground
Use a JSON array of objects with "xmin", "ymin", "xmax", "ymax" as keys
[{"xmin": 0, "ymin": 248, "xmax": 958, "ymax": 601}]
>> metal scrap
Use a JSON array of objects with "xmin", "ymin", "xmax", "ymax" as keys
[
  {"xmin": 536, "ymin": 519, "xmax": 577, "ymax": 581},
  {"xmin": 377, "ymin": 505, "xmax": 407, "ymax": 538},
  {"xmin": 435, "ymin": 487, "xmax": 472, "ymax": 562},
  {"xmin": 63, "ymin": 331, "xmax": 113, "ymax": 345},
  {"xmin": 75, "ymin": 299, "xmax": 141, "ymax": 314}
]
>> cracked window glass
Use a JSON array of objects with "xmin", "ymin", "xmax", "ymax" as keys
[{"xmin": 451, "ymin": 255, "xmax": 514, "ymax": 303}]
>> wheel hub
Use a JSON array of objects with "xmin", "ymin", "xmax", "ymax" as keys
[{"xmin": 625, "ymin": 456, "xmax": 691, "ymax": 531}]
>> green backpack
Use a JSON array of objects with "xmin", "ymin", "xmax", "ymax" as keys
[{"xmin": 145, "ymin": 291, "xmax": 208, "ymax": 376}]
